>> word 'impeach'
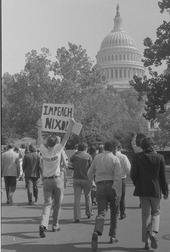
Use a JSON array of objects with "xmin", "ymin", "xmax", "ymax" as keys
[
  {"xmin": 42, "ymin": 105, "xmax": 73, "ymax": 117},
  {"xmin": 42, "ymin": 105, "xmax": 73, "ymax": 118}
]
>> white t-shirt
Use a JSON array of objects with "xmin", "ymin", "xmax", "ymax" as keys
[{"xmin": 40, "ymin": 143, "xmax": 63, "ymax": 177}]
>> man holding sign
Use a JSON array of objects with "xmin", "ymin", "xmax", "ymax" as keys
[{"xmin": 37, "ymin": 117, "xmax": 75, "ymax": 238}]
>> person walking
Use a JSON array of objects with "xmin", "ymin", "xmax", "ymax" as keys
[
  {"xmin": 116, "ymin": 142, "xmax": 131, "ymax": 219},
  {"xmin": 87, "ymin": 140, "xmax": 122, "ymax": 251},
  {"xmin": 70, "ymin": 142, "xmax": 93, "ymax": 222},
  {"xmin": 88, "ymin": 145, "xmax": 97, "ymax": 206},
  {"xmin": 22, "ymin": 145, "xmax": 42, "ymax": 205},
  {"xmin": 1, "ymin": 143, "xmax": 20, "ymax": 205},
  {"xmin": 60, "ymin": 149, "xmax": 69, "ymax": 188},
  {"xmin": 131, "ymin": 137, "xmax": 169, "ymax": 250},
  {"xmin": 37, "ymin": 118, "xmax": 75, "ymax": 238}
]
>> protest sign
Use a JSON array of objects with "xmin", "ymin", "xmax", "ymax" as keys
[
  {"xmin": 139, "ymin": 120, "xmax": 149, "ymax": 134},
  {"xmin": 72, "ymin": 122, "xmax": 82, "ymax": 135},
  {"xmin": 122, "ymin": 119, "xmax": 149, "ymax": 134},
  {"xmin": 41, "ymin": 103, "xmax": 74, "ymax": 133},
  {"xmin": 122, "ymin": 119, "xmax": 140, "ymax": 133}
]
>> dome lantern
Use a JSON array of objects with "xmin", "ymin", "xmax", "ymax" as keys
[{"xmin": 113, "ymin": 4, "xmax": 123, "ymax": 32}]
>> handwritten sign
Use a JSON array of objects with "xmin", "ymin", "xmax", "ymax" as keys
[
  {"xmin": 139, "ymin": 121, "xmax": 149, "ymax": 134},
  {"xmin": 41, "ymin": 103, "xmax": 74, "ymax": 133},
  {"xmin": 122, "ymin": 119, "xmax": 149, "ymax": 134},
  {"xmin": 122, "ymin": 119, "xmax": 140, "ymax": 133}
]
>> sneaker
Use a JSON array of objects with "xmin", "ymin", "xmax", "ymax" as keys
[
  {"xmin": 74, "ymin": 219, "xmax": 80, "ymax": 223},
  {"xmin": 52, "ymin": 224, "xmax": 60, "ymax": 231},
  {"xmin": 150, "ymin": 235, "xmax": 158, "ymax": 249},
  {"xmin": 91, "ymin": 232, "xmax": 98, "ymax": 251},
  {"xmin": 119, "ymin": 213, "xmax": 126, "ymax": 220},
  {"xmin": 39, "ymin": 225, "xmax": 46, "ymax": 238},
  {"xmin": 109, "ymin": 236, "xmax": 119, "ymax": 244}
]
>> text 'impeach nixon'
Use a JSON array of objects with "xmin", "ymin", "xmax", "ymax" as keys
[{"xmin": 41, "ymin": 103, "xmax": 74, "ymax": 133}]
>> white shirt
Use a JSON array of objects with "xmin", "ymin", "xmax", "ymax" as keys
[
  {"xmin": 40, "ymin": 143, "xmax": 63, "ymax": 177},
  {"xmin": 116, "ymin": 151, "xmax": 131, "ymax": 179},
  {"xmin": 87, "ymin": 151, "xmax": 122, "ymax": 196}
]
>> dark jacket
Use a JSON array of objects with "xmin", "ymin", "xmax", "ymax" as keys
[
  {"xmin": 22, "ymin": 152, "xmax": 42, "ymax": 178},
  {"xmin": 131, "ymin": 151, "xmax": 169, "ymax": 198},
  {"xmin": 70, "ymin": 151, "xmax": 92, "ymax": 180}
]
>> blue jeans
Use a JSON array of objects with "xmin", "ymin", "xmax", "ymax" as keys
[
  {"xmin": 25, "ymin": 177, "xmax": 39, "ymax": 202},
  {"xmin": 94, "ymin": 181, "xmax": 120, "ymax": 237},
  {"xmin": 140, "ymin": 197, "xmax": 160, "ymax": 243},
  {"xmin": 40, "ymin": 177, "xmax": 64, "ymax": 229},
  {"xmin": 73, "ymin": 179, "xmax": 92, "ymax": 220}
]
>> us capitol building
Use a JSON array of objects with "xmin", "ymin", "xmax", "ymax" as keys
[{"xmin": 96, "ymin": 4, "xmax": 145, "ymax": 90}]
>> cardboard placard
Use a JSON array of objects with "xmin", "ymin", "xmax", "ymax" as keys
[
  {"xmin": 41, "ymin": 103, "xmax": 74, "ymax": 133},
  {"xmin": 72, "ymin": 122, "xmax": 82, "ymax": 135},
  {"xmin": 122, "ymin": 119, "xmax": 149, "ymax": 134},
  {"xmin": 122, "ymin": 119, "xmax": 140, "ymax": 133}
]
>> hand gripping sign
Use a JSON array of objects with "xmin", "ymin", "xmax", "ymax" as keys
[{"xmin": 41, "ymin": 103, "xmax": 74, "ymax": 133}]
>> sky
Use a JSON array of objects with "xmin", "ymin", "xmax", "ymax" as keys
[{"xmin": 2, "ymin": 0, "xmax": 169, "ymax": 75}]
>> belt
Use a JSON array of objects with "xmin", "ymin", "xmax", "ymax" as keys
[
  {"xmin": 96, "ymin": 180, "xmax": 113, "ymax": 185},
  {"xmin": 43, "ymin": 175, "xmax": 60, "ymax": 180}
]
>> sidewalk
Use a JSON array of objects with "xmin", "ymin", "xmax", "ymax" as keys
[{"xmin": 1, "ymin": 178, "xmax": 170, "ymax": 252}]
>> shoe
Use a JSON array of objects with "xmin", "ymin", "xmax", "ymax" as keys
[
  {"xmin": 9, "ymin": 196, "xmax": 13, "ymax": 205},
  {"xmin": 87, "ymin": 211, "xmax": 94, "ymax": 219},
  {"xmin": 109, "ymin": 236, "xmax": 119, "ymax": 244},
  {"xmin": 150, "ymin": 235, "xmax": 158, "ymax": 249},
  {"xmin": 143, "ymin": 242, "xmax": 151, "ymax": 250},
  {"xmin": 28, "ymin": 201, "xmax": 34, "ymax": 205},
  {"xmin": 39, "ymin": 225, "xmax": 46, "ymax": 238},
  {"xmin": 91, "ymin": 232, "xmax": 98, "ymax": 251},
  {"xmin": 52, "ymin": 224, "xmax": 60, "ymax": 231},
  {"xmin": 119, "ymin": 213, "xmax": 126, "ymax": 220},
  {"xmin": 74, "ymin": 219, "xmax": 80, "ymax": 223}
]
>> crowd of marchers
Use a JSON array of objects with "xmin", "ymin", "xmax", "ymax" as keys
[{"xmin": 1, "ymin": 119, "xmax": 169, "ymax": 251}]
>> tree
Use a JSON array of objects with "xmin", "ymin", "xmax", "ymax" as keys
[
  {"xmin": 154, "ymin": 108, "xmax": 170, "ymax": 150},
  {"xmin": 2, "ymin": 48, "xmax": 58, "ymax": 139},
  {"xmin": 130, "ymin": 0, "xmax": 170, "ymax": 121},
  {"xmin": 52, "ymin": 42, "xmax": 101, "ymax": 104}
]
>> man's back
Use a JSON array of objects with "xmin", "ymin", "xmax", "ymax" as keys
[
  {"xmin": 131, "ymin": 151, "xmax": 168, "ymax": 198},
  {"xmin": 92, "ymin": 151, "xmax": 121, "ymax": 183},
  {"xmin": 23, "ymin": 152, "xmax": 41, "ymax": 178},
  {"xmin": 116, "ymin": 151, "xmax": 131, "ymax": 178},
  {"xmin": 2, "ymin": 149, "xmax": 19, "ymax": 176},
  {"xmin": 70, "ymin": 151, "xmax": 92, "ymax": 180}
]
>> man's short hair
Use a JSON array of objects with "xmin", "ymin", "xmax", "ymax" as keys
[
  {"xmin": 78, "ymin": 142, "xmax": 88, "ymax": 151},
  {"xmin": 104, "ymin": 139, "xmax": 120, "ymax": 152},
  {"xmin": 47, "ymin": 136, "xmax": 60, "ymax": 148},
  {"xmin": 29, "ymin": 145, "xmax": 36, "ymax": 152},
  {"xmin": 7, "ymin": 143, "xmax": 13, "ymax": 149},
  {"xmin": 140, "ymin": 137, "xmax": 155, "ymax": 151},
  {"xmin": 20, "ymin": 144, "xmax": 26, "ymax": 149}
]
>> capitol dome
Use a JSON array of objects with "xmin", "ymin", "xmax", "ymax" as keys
[{"xmin": 96, "ymin": 4, "xmax": 145, "ymax": 90}]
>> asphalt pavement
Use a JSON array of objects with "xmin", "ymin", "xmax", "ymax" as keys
[{"xmin": 1, "ymin": 173, "xmax": 170, "ymax": 252}]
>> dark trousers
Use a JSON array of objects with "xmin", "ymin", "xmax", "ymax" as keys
[
  {"xmin": 25, "ymin": 177, "xmax": 39, "ymax": 202},
  {"xmin": 94, "ymin": 181, "xmax": 120, "ymax": 237},
  {"xmin": 4, "ymin": 176, "xmax": 17, "ymax": 203},
  {"xmin": 120, "ymin": 178, "xmax": 126, "ymax": 216}
]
